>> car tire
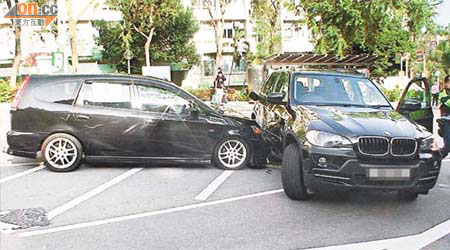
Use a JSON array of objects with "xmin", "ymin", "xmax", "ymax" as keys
[
  {"xmin": 397, "ymin": 190, "xmax": 419, "ymax": 201},
  {"xmin": 282, "ymin": 143, "xmax": 310, "ymax": 200},
  {"xmin": 42, "ymin": 133, "xmax": 83, "ymax": 172},
  {"xmin": 213, "ymin": 137, "xmax": 250, "ymax": 170}
]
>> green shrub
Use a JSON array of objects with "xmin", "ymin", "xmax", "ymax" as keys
[
  {"xmin": 0, "ymin": 80, "xmax": 13, "ymax": 103},
  {"xmin": 381, "ymin": 85, "xmax": 401, "ymax": 102},
  {"xmin": 184, "ymin": 87, "xmax": 214, "ymax": 101},
  {"xmin": 235, "ymin": 89, "xmax": 249, "ymax": 101}
]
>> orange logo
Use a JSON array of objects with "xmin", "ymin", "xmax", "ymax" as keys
[{"xmin": 3, "ymin": 2, "xmax": 58, "ymax": 26}]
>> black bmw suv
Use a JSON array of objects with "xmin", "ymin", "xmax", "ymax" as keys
[
  {"xmin": 6, "ymin": 74, "xmax": 267, "ymax": 172},
  {"xmin": 250, "ymin": 70, "xmax": 441, "ymax": 201}
]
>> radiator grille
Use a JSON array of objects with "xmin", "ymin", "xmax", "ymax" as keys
[
  {"xmin": 391, "ymin": 138, "xmax": 417, "ymax": 156},
  {"xmin": 358, "ymin": 137, "xmax": 389, "ymax": 155}
]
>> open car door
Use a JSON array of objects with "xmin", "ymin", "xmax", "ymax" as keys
[{"xmin": 396, "ymin": 77, "xmax": 433, "ymax": 132}]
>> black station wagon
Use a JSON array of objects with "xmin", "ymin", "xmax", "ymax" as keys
[
  {"xmin": 6, "ymin": 74, "xmax": 268, "ymax": 172},
  {"xmin": 250, "ymin": 70, "xmax": 441, "ymax": 201}
]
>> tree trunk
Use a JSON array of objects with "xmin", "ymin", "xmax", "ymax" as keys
[
  {"xmin": 215, "ymin": 20, "xmax": 224, "ymax": 74},
  {"xmin": 7, "ymin": 0, "xmax": 20, "ymax": 88},
  {"xmin": 144, "ymin": 28, "xmax": 155, "ymax": 67},
  {"xmin": 66, "ymin": 0, "xmax": 78, "ymax": 73},
  {"xmin": 10, "ymin": 25, "xmax": 21, "ymax": 88}
]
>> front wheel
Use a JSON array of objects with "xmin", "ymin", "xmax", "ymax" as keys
[
  {"xmin": 282, "ymin": 143, "xmax": 310, "ymax": 200},
  {"xmin": 42, "ymin": 133, "xmax": 83, "ymax": 172},
  {"xmin": 213, "ymin": 138, "xmax": 250, "ymax": 170}
]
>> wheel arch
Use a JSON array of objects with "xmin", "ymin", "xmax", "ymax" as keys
[
  {"xmin": 40, "ymin": 130, "xmax": 85, "ymax": 153},
  {"xmin": 283, "ymin": 130, "xmax": 305, "ymax": 161}
]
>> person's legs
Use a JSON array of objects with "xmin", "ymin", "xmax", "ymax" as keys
[{"xmin": 440, "ymin": 119, "xmax": 450, "ymax": 158}]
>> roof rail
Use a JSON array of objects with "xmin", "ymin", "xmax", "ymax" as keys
[{"xmin": 264, "ymin": 53, "xmax": 379, "ymax": 68}]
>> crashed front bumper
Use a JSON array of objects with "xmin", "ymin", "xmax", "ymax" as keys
[{"xmin": 303, "ymin": 146, "xmax": 441, "ymax": 193}]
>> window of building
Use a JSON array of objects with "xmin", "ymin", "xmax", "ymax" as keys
[{"xmin": 223, "ymin": 28, "xmax": 233, "ymax": 39}]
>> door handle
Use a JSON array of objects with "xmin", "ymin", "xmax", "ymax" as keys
[
  {"xmin": 143, "ymin": 119, "xmax": 157, "ymax": 125},
  {"xmin": 74, "ymin": 114, "xmax": 91, "ymax": 120}
]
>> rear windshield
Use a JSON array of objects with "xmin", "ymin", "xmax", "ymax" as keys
[{"xmin": 291, "ymin": 74, "xmax": 390, "ymax": 107}]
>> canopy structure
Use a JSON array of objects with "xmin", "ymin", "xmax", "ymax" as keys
[{"xmin": 264, "ymin": 53, "xmax": 379, "ymax": 68}]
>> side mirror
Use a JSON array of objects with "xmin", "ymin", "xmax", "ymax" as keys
[
  {"xmin": 267, "ymin": 92, "xmax": 286, "ymax": 105},
  {"xmin": 249, "ymin": 91, "xmax": 259, "ymax": 101}
]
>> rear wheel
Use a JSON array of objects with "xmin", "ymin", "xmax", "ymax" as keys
[
  {"xmin": 397, "ymin": 190, "xmax": 419, "ymax": 201},
  {"xmin": 282, "ymin": 143, "xmax": 309, "ymax": 200},
  {"xmin": 42, "ymin": 133, "xmax": 83, "ymax": 172}
]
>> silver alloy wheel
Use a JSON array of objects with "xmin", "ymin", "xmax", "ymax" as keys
[
  {"xmin": 218, "ymin": 139, "xmax": 247, "ymax": 169},
  {"xmin": 44, "ymin": 138, "xmax": 78, "ymax": 169}
]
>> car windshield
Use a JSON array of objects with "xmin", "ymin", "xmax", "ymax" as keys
[{"xmin": 291, "ymin": 73, "xmax": 391, "ymax": 107}]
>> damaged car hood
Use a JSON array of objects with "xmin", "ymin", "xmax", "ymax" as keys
[{"xmin": 297, "ymin": 105, "xmax": 429, "ymax": 139}]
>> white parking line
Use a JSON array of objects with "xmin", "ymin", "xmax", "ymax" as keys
[
  {"xmin": 305, "ymin": 218, "xmax": 450, "ymax": 250},
  {"xmin": 195, "ymin": 170, "xmax": 234, "ymax": 201},
  {"xmin": 0, "ymin": 164, "xmax": 45, "ymax": 184},
  {"xmin": 46, "ymin": 168, "xmax": 143, "ymax": 220},
  {"xmin": 0, "ymin": 162, "xmax": 40, "ymax": 168},
  {"xmin": 19, "ymin": 189, "xmax": 284, "ymax": 237}
]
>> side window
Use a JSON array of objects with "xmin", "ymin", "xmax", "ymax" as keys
[
  {"xmin": 34, "ymin": 81, "xmax": 79, "ymax": 105},
  {"xmin": 271, "ymin": 72, "xmax": 289, "ymax": 94},
  {"xmin": 262, "ymin": 72, "xmax": 280, "ymax": 96},
  {"xmin": 76, "ymin": 81, "xmax": 132, "ymax": 110},
  {"xmin": 136, "ymin": 84, "xmax": 190, "ymax": 114}
]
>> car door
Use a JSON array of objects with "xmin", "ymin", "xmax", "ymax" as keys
[
  {"xmin": 254, "ymin": 72, "xmax": 280, "ymax": 129},
  {"xmin": 254, "ymin": 71, "xmax": 290, "ymax": 159},
  {"xmin": 134, "ymin": 82, "xmax": 214, "ymax": 159},
  {"xmin": 69, "ymin": 79, "xmax": 142, "ymax": 157},
  {"xmin": 396, "ymin": 78, "xmax": 433, "ymax": 132}
]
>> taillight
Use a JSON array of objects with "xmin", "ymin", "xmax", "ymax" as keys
[{"xmin": 11, "ymin": 75, "xmax": 31, "ymax": 111}]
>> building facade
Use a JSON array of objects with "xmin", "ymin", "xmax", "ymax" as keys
[{"xmin": 0, "ymin": 0, "xmax": 314, "ymax": 87}]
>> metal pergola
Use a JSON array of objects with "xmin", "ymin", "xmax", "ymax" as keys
[{"xmin": 264, "ymin": 53, "xmax": 379, "ymax": 68}]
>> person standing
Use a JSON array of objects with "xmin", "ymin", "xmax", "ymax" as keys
[
  {"xmin": 439, "ymin": 76, "xmax": 450, "ymax": 116},
  {"xmin": 212, "ymin": 68, "xmax": 227, "ymax": 105},
  {"xmin": 432, "ymin": 82, "xmax": 440, "ymax": 107},
  {"xmin": 438, "ymin": 75, "xmax": 450, "ymax": 158}
]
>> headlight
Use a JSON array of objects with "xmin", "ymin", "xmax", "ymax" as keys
[
  {"xmin": 306, "ymin": 130, "xmax": 352, "ymax": 148},
  {"xmin": 420, "ymin": 136, "xmax": 434, "ymax": 151}
]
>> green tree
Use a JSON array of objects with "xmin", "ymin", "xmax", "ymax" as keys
[
  {"xmin": 250, "ymin": 0, "xmax": 284, "ymax": 62},
  {"xmin": 94, "ymin": 1, "xmax": 199, "ymax": 74},
  {"xmin": 289, "ymin": 0, "xmax": 440, "ymax": 76},
  {"xmin": 430, "ymin": 40, "xmax": 450, "ymax": 75},
  {"xmin": 108, "ymin": 0, "xmax": 188, "ymax": 67}
]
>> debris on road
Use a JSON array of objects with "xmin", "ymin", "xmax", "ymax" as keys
[{"xmin": 0, "ymin": 208, "xmax": 49, "ymax": 229}]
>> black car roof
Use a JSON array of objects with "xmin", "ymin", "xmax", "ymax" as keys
[
  {"xmin": 29, "ymin": 74, "xmax": 176, "ymax": 86},
  {"xmin": 271, "ymin": 69, "xmax": 367, "ymax": 79}
]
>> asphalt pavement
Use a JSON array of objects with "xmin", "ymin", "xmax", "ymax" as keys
[{"xmin": 0, "ymin": 102, "xmax": 450, "ymax": 250}]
